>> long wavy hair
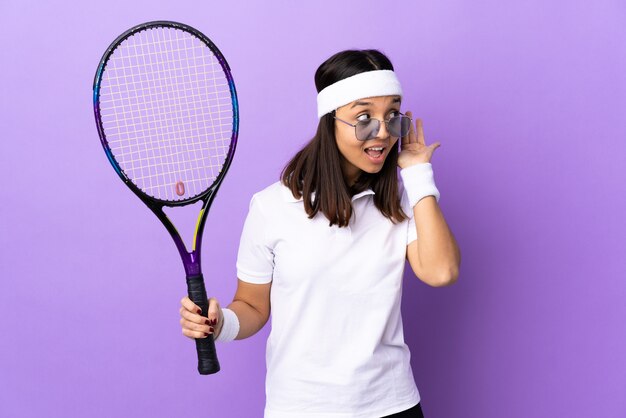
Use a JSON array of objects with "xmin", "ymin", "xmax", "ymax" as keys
[{"xmin": 281, "ymin": 49, "xmax": 408, "ymax": 227}]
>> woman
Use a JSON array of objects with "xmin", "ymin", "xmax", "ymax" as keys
[{"xmin": 179, "ymin": 49, "xmax": 461, "ymax": 418}]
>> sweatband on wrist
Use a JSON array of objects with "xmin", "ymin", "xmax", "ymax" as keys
[
  {"xmin": 215, "ymin": 308, "xmax": 239, "ymax": 342},
  {"xmin": 400, "ymin": 163, "xmax": 440, "ymax": 207},
  {"xmin": 316, "ymin": 70, "xmax": 403, "ymax": 118}
]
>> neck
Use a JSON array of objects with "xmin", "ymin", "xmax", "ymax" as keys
[{"xmin": 341, "ymin": 160, "xmax": 361, "ymax": 188}]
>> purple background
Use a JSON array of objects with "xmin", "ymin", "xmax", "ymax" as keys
[{"xmin": 1, "ymin": 1, "xmax": 624, "ymax": 417}]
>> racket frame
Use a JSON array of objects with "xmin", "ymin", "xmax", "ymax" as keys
[{"xmin": 92, "ymin": 20, "xmax": 239, "ymax": 277}]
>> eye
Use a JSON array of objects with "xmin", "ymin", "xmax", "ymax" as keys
[
  {"xmin": 388, "ymin": 110, "xmax": 401, "ymax": 119},
  {"xmin": 356, "ymin": 113, "xmax": 370, "ymax": 122}
]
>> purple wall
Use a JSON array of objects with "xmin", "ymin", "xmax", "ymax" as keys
[{"xmin": 1, "ymin": 1, "xmax": 624, "ymax": 417}]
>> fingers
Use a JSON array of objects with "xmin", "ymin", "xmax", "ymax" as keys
[
  {"xmin": 180, "ymin": 296, "xmax": 201, "ymax": 314},
  {"xmin": 180, "ymin": 296, "xmax": 216, "ymax": 340},
  {"xmin": 403, "ymin": 114, "xmax": 440, "ymax": 150},
  {"xmin": 416, "ymin": 118, "xmax": 425, "ymax": 145},
  {"xmin": 207, "ymin": 297, "xmax": 221, "ymax": 328},
  {"xmin": 180, "ymin": 314, "xmax": 215, "ymax": 340}
]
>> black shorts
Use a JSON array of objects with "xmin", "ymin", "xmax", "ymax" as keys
[{"xmin": 381, "ymin": 402, "xmax": 424, "ymax": 418}]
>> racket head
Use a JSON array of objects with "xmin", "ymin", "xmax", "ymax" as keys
[{"xmin": 93, "ymin": 21, "xmax": 239, "ymax": 207}]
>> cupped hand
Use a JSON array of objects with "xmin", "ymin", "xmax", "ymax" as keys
[{"xmin": 397, "ymin": 111, "xmax": 440, "ymax": 169}]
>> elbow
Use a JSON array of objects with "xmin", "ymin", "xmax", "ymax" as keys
[
  {"xmin": 430, "ymin": 267, "xmax": 460, "ymax": 287},
  {"xmin": 411, "ymin": 257, "xmax": 461, "ymax": 287},
  {"xmin": 436, "ymin": 251, "xmax": 461, "ymax": 287}
]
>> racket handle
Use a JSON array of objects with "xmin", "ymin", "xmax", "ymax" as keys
[{"xmin": 186, "ymin": 274, "xmax": 221, "ymax": 375}]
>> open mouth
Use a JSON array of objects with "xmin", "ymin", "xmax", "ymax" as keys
[{"xmin": 364, "ymin": 146, "xmax": 385, "ymax": 158}]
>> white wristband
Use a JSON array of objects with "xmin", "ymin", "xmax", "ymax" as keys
[
  {"xmin": 215, "ymin": 308, "xmax": 240, "ymax": 343},
  {"xmin": 400, "ymin": 163, "xmax": 440, "ymax": 207}
]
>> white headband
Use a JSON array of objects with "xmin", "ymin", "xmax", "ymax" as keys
[{"xmin": 316, "ymin": 69, "xmax": 403, "ymax": 118}]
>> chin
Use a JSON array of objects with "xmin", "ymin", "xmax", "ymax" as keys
[{"xmin": 361, "ymin": 165, "xmax": 385, "ymax": 174}]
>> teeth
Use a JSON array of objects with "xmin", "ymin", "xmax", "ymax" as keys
[{"xmin": 367, "ymin": 147, "xmax": 384, "ymax": 151}]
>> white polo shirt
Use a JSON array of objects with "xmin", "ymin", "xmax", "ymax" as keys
[{"xmin": 236, "ymin": 181, "xmax": 420, "ymax": 418}]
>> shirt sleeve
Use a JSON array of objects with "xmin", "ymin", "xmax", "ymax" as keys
[
  {"xmin": 400, "ymin": 178, "xmax": 418, "ymax": 245},
  {"xmin": 236, "ymin": 194, "xmax": 274, "ymax": 284}
]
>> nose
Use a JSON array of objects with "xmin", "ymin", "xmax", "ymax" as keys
[{"xmin": 375, "ymin": 118, "xmax": 390, "ymax": 139}]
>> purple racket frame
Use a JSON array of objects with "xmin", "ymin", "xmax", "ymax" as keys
[{"xmin": 92, "ymin": 21, "xmax": 239, "ymax": 375}]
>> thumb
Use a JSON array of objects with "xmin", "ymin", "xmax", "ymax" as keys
[{"xmin": 207, "ymin": 297, "xmax": 221, "ymax": 327}]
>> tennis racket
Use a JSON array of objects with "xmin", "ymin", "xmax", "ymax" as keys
[{"xmin": 92, "ymin": 21, "xmax": 239, "ymax": 375}]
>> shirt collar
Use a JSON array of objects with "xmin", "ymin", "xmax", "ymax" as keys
[{"xmin": 281, "ymin": 185, "xmax": 375, "ymax": 203}]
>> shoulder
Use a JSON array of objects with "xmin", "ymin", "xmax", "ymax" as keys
[
  {"xmin": 397, "ymin": 176, "xmax": 414, "ymax": 219},
  {"xmin": 250, "ymin": 181, "xmax": 289, "ymax": 202},
  {"xmin": 247, "ymin": 181, "xmax": 295, "ymax": 213},
  {"xmin": 242, "ymin": 182, "xmax": 299, "ymax": 237}
]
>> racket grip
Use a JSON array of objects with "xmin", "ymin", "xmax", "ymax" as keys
[{"xmin": 186, "ymin": 274, "xmax": 221, "ymax": 375}]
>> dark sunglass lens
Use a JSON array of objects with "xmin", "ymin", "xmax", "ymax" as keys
[
  {"xmin": 389, "ymin": 116, "xmax": 411, "ymax": 137},
  {"xmin": 400, "ymin": 116, "xmax": 411, "ymax": 136},
  {"xmin": 356, "ymin": 119, "xmax": 380, "ymax": 141}
]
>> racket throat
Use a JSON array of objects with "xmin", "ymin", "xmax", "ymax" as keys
[
  {"xmin": 181, "ymin": 252, "xmax": 202, "ymax": 276},
  {"xmin": 156, "ymin": 204, "xmax": 206, "ymax": 276}
]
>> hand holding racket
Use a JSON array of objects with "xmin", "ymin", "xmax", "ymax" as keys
[
  {"xmin": 179, "ymin": 296, "xmax": 224, "ymax": 340},
  {"xmin": 93, "ymin": 21, "xmax": 239, "ymax": 375}
]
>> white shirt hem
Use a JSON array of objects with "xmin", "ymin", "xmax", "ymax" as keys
[{"xmin": 264, "ymin": 394, "xmax": 421, "ymax": 418}]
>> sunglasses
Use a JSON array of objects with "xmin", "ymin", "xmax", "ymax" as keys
[{"xmin": 334, "ymin": 113, "xmax": 412, "ymax": 141}]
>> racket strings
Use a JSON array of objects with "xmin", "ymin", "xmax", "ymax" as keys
[{"xmin": 98, "ymin": 26, "xmax": 233, "ymax": 201}]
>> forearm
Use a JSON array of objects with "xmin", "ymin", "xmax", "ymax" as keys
[
  {"xmin": 224, "ymin": 300, "xmax": 268, "ymax": 340},
  {"xmin": 413, "ymin": 196, "xmax": 461, "ymax": 282}
]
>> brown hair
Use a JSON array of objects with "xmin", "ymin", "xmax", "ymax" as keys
[{"xmin": 281, "ymin": 50, "xmax": 408, "ymax": 227}]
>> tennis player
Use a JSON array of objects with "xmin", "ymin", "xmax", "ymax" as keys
[{"xmin": 179, "ymin": 49, "xmax": 461, "ymax": 418}]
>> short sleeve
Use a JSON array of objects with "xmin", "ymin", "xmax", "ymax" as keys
[
  {"xmin": 400, "ymin": 178, "xmax": 418, "ymax": 245},
  {"xmin": 407, "ymin": 215, "xmax": 417, "ymax": 245},
  {"xmin": 236, "ymin": 195, "xmax": 274, "ymax": 284}
]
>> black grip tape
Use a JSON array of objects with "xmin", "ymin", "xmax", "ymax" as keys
[{"xmin": 186, "ymin": 274, "xmax": 221, "ymax": 375}]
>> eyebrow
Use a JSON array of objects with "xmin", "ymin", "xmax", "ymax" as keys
[{"xmin": 350, "ymin": 97, "xmax": 401, "ymax": 109}]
